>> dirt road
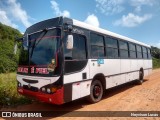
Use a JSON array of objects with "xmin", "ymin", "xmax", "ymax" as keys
[{"xmin": 1, "ymin": 69, "xmax": 160, "ymax": 120}]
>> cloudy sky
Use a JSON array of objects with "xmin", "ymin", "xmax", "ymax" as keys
[{"xmin": 0, "ymin": 0, "xmax": 160, "ymax": 48}]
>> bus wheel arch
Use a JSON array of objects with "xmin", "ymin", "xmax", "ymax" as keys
[
  {"xmin": 87, "ymin": 74, "xmax": 106, "ymax": 103},
  {"xmin": 93, "ymin": 74, "xmax": 106, "ymax": 91}
]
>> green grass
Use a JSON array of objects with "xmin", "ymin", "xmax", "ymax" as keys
[
  {"xmin": 0, "ymin": 73, "xmax": 31, "ymax": 107},
  {"xmin": 153, "ymin": 58, "xmax": 160, "ymax": 69}
]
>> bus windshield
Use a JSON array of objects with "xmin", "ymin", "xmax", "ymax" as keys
[{"xmin": 18, "ymin": 28, "xmax": 61, "ymax": 75}]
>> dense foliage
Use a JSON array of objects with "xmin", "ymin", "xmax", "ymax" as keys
[
  {"xmin": 151, "ymin": 46, "xmax": 160, "ymax": 59},
  {"xmin": 151, "ymin": 46, "xmax": 160, "ymax": 69},
  {"xmin": 0, "ymin": 23, "xmax": 22, "ymax": 73},
  {"xmin": 0, "ymin": 73, "xmax": 31, "ymax": 107}
]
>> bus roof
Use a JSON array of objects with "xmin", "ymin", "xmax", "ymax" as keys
[{"xmin": 72, "ymin": 19, "xmax": 150, "ymax": 48}]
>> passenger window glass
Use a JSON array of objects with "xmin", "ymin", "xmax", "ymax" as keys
[
  {"xmin": 147, "ymin": 48, "xmax": 152, "ymax": 59},
  {"xmin": 90, "ymin": 33, "xmax": 105, "ymax": 58},
  {"xmin": 119, "ymin": 41, "xmax": 129, "ymax": 58},
  {"xmin": 105, "ymin": 37, "xmax": 118, "ymax": 48},
  {"xmin": 136, "ymin": 45, "xmax": 142, "ymax": 52},
  {"xmin": 129, "ymin": 43, "xmax": 136, "ymax": 58},
  {"xmin": 106, "ymin": 37, "xmax": 119, "ymax": 59},
  {"xmin": 64, "ymin": 34, "xmax": 86, "ymax": 60},
  {"xmin": 119, "ymin": 41, "xmax": 128, "ymax": 50},
  {"xmin": 137, "ymin": 52, "xmax": 142, "ymax": 58},
  {"xmin": 130, "ymin": 51, "xmax": 136, "ymax": 58},
  {"xmin": 142, "ymin": 47, "xmax": 147, "ymax": 53},
  {"xmin": 120, "ymin": 50, "xmax": 129, "ymax": 58},
  {"xmin": 129, "ymin": 43, "xmax": 136, "ymax": 51},
  {"xmin": 106, "ymin": 48, "xmax": 118, "ymax": 58},
  {"xmin": 91, "ymin": 46, "xmax": 104, "ymax": 58},
  {"xmin": 90, "ymin": 33, "xmax": 104, "ymax": 46}
]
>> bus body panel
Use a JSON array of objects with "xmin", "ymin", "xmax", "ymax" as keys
[
  {"xmin": 17, "ymin": 75, "xmax": 60, "ymax": 89},
  {"xmin": 89, "ymin": 59, "xmax": 121, "ymax": 77},
  {"xmin": 71, "ymin": 80, "xmax": 91, "ymax": 101}
]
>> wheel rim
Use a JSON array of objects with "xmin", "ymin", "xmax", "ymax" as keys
[{"xmin": 93, "ymin": 85, "xmax": 101, "ymax": 98}]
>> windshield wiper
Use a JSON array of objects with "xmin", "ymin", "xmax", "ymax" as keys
[{"xmin": 30, "ymin": 29, "xmax": 48, "ymax": 58}]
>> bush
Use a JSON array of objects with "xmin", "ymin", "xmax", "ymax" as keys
[
  {"xmin": 0, "ymin": 73, "xmax": 32, "ymax": 107},
  {"xmin": 0, "ymin": 23, "xmax": 22, "ymax": 73},
  {"xmin": 153, "ymin": 58, "xmax": 160, "ymax": 69}
]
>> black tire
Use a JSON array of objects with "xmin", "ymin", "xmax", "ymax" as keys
[
  {"xmin": 87, "ymin": 80, "xmax": 103, "ymax": 103},
  {"xmin": 137, "ymin": 70, "xmax": 144, "ymax": 85}
]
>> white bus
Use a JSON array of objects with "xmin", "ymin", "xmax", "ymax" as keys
[{"xmin": 16, "ymin": 16, "xmax": 152, "ymax": 104}]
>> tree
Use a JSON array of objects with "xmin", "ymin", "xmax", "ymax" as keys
[
  {"xmin": 151, "ymin": 46, "xmax": 160, "ymax": 59},
  {"xmin": 0, "ymin": 23, "xmax": 22, "ymax": 73}
]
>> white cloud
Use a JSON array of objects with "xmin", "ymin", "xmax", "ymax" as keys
[
  {"xmin": 130, "ymin": 0, "xmax": 156, "ymax": 6},
  {"xmin": 134, "ymin": 6, "xmax": 142, "ymax": 12},
  {"xmin": 0, "ymin": 0, "xmax": 31, "ymax": 28},
  {"xmin": 95, "ymin": 0, "xmax": 125, "ymax": 15},
  {"xmin": 130, "ymin": 0, "xmax": 157, "ymax": 12},
  {"xmin": 0, "ymin": 10, "xmax": 18, "ymax": 28},
  {"xmin": 61, "ymin": 10, "xmax": 70, "ymax": 18},
  {"xmin": 114, "ymin": 13, "xmax": 152, "ymax": 27},
  {"xmin": 7, "ymin": 0, "xmax": 31, "ymax": 28},
  {"xmin": 51, "ymin": 0, "xmax": 70, "ymax": 17},
  {"xmin": 50, "ymin": 0, "xmax": 61, "ymax": 16},
  {"xmin": 84, "ymin": 14, "xmax": 100, "ymax": 27}
]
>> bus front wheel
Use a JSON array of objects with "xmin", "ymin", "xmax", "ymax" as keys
[{"xmin": 87, "ymin": 80, "xmax": 103, "ymax": 103}]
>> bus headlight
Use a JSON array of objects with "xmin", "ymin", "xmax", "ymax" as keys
[
  {"xmin": 42, "ymin": 87, "xmax": 46, "ymax": 92},
  {"xmin": 47, "ymin": 88, "xmax": 51, "ymax": 93},
  {"xmin": 40, "ymin": 85, "xmax": 62, "ymax": 94}
]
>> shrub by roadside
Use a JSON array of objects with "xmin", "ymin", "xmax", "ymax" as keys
[
  {"xmin": 153, "ymin": 58, "xmax": 160, "ymax": 69},
  {"xmin": 0, "ymin": 73, "xmax": 32, "ymax": 107}
]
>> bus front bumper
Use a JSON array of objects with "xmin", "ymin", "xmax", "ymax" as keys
[{"xmin": 17, "ymin": 87, "xmax": 64, "ymax": 105}]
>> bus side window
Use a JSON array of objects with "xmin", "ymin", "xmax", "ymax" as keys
[
  {"xmin": 147, "ymin": 48, "xmax": 152, "ymax": 59},
  {"xmin": 142, "ymin": 46, "xmax": 148, "ymax": 59},
  {"xmin": 90, "ymin": 33, "xmax": 105, "ymax": 58},
  {"xmin": 105, "ymin": 37, "xmax": 118, "ymax": 59},
  {"xmin": 64, "ymin": 34, "xmax": 87, "ymax": 60},
  {"xmin": 129, "ymin": 43, "xmax": 136, "ymax": 59},
  {"xmin": 136, "ymin": 45, "xmax": 143, "ymax": 59},
  {"xmin": 119, "ymin": 40, "xmax": 129, "ymax": 59},
  {"xmin": 72, "ymin": 34, "xmax": 86, "ymax": 60}
]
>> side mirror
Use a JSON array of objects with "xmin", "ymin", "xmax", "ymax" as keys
[{"xmin": 66, "ymin": 35, "xmax": 73, "ymax": 49}]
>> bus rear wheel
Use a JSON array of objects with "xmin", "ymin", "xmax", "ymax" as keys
[
  {"xmin": 137, "ymin": 70, "xmax": 144, "ymax": 85},
  {"xmin": 87, "ymin": 80, "xmax": 103, "ymax": 103}
]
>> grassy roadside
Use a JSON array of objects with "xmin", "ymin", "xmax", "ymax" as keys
[
  {"xmin": 153, "ymin": 58, "xmax": 160, "ymax": 69},
  {"xmin": 0, "ymin": 73, "xmax": 31, "ymax": 108}
]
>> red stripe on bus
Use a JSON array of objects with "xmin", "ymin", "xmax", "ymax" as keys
[{"xmin": 23, "ymin": 36, "xmax": 62, "ymax": 43}]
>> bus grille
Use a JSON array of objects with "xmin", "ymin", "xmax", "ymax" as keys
[{"xmin": 23, "ymin": 85, "xmax": 39, "ymax": 92}]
